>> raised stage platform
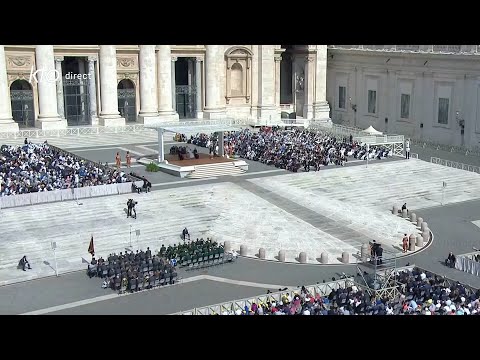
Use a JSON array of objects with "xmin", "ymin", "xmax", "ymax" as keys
[{"xmin": 138, "ymin": 153, "xmax": 249, "ymax": 179}]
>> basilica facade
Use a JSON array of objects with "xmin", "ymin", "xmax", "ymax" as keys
[
  {"xmin": 0, "ymin": 45, "xmax": 329, "ymax": 132},
  {"xmin": 0, "ymin": 45, "xmax": 478, "ymax": 147}
]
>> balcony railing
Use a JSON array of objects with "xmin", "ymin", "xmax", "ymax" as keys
[{"xmin": 328, "ymin": 45, "xmax": 474, "ymax": 55}]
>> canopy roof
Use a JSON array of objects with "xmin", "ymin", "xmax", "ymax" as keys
[{"xmin": 362, "ymin": 126, "xmax": 383, "ymax": 135}]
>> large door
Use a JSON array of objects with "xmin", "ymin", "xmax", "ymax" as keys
[
  {"xmin": 63, "ymin": 77, "xmax": 90, "ymax": 126},
  {"xmin": 117, "ymin": 79, "xmax": 137, "ymax": 123},
  {"xmin": 175, "ymin": 85, "xmax": 196, "ymax": 119},
  {"xmin": 10, "ymin": 80, "xmax": 35, "ymax": 128}
]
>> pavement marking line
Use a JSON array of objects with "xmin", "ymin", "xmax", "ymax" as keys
[
  {"xmin": 19, "ymin": 275, "xmax": 286, "ymax": 315},
  {"xmin": 20, "ymin": 275, "xmax": 206, "ymax": 315},
  {"xmin": 202, "ymin": 275, "xmax": 286, "ymax": 289}
]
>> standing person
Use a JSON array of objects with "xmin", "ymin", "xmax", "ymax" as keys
[
  {"xmin": 405, "ymin": 139, "xmax": 410, "ymax": 159},
  {"xmin": 402, "ymin": 234, "xmax": 409, "ymax": 253},
  {"xmin": 126, "ymin": 151, "xmax": 132, "ymax": 168},
  {"xmin": 115, "ymin": 152, "xmax": 121, "ymax": 169}
]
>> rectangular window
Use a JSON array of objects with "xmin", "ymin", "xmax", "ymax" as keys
[
  {"xmin": 367, "ymin": 90, "xmax": 377, "ymax": 114},
  {"xmin": 338, "ymin": 86, "xmax": 346, "ymax": 109},
  {"xmin": 438, "ymin": 97, "xmax": 449, "ymax": 124},
  {"xmin": 400, "ymin": 94, "xmax": 410, "ymax": 119}
]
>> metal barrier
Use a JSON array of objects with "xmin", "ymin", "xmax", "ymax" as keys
[
  {"xmin": 430, "ymin": 157, "xmax": 480, "ymax": 174},
  {"xmin": 172, "ymin": 265, "xmax": 479, "ymax": 315},
  {"xmin": 410, "ymin": 138, "xmax": 480, "ymax": 157},
  {"xmin": 172, "ymin": 278, "xmax": 355, "ymax": 315}
]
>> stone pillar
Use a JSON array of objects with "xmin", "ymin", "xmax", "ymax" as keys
[
  {"xmin": 410, "ymin": 212, "xmax": 417, "ymax": 223},
  {"xmin": 156, "ymin": 46, "xmax": 178, "ymax": 121},
  {"xmin": 157, "ymin": 129, "xmax": 164, "ymax": 162},
  {"xmin": 258, "ymin": 248, "xmax": 266, "ymax": 259},
  {"xmin": 87, "ymin": 57, "xmax": 98, "ymax": 125},
  {"xmin": 299, "ymin": 252, "xmax": 307, "ymax": 264},
  {"xmin": 274, "ymin": 54, "xmax": 281, "ymax": 108},
  {"xmin": 195, "ymin": 57, "xmax": 203, "ymax": 118},
  {"xmin": 313, "ymin": 45, "xmax": 331, "ymax": 121},
  {"xmin": 402, "ymin": 209, "xmax": 408, "ymax": 218},
  {"xmin": 98, "ymin": 45, "xmax": 125, "ymax": 127},
  {"xmin": 0, "ymin": 45, "xmax": 19, "ymax": 132},
  {"xmin": 342, "ymin": 252, "xmax": 349, "ymax": 264},
  {"xmin": 78, "ymin": 59, "xmax": 86, "ymax": 121},
  {"xmin": 320, "ymin": 252, "xmax": 328, "ymax": 264},
  {"xmin": 422, "ymin": 230, "xmax": 430, "ymax": 243},
  {"xmin": 35, "ymin": 45, "xmax": 66, "ymax": 129},
  {"xmin": 417, "ymin": 217, "xmax": 423, "ymax": 227},
  {"xmin": 361, "ymin": 243, "xmax": 369, "ymax": 262},
  {"xmin": 421, "ymin": 222, "xmax": 429, "ymax": 232},
  {"xmin": 392, "ymin": 205, "xmax": 398, "ymax": 215},
  {"xmin": 278, "ymin": 250, "xmax": 286, "ymax": 262},
  {"xmin": 54, "ymin": 57, "xmax": 65, "ymax": 119},
  {"xmin": 409, "ymin": 234, "xmax": 416, "ymax": 251},
  {"xmin": 258, "ymin": 45, "xmax": 277, "ymax": 120},
  {"xmin": 223, "ymin": 241, "xmax": 231, "ymax": 253},
  {"xmin": 217, "ymin": 131, "xmax": 224, "ymax": 156},
  {"xmin": 240, "ymin": 245, "xmax": 247, "ymax": 256},
  {"xmin": 303, "ymin": 53, "xmax": 315, "ymax": 120},
  {"xmin": 203, "ymin": 45, "xmax": 226, "ymax": 119},
  {"xmin": 138, "ymin": 45, "xmax": 158, "ymax": 125},
  {"xmin": 171, "ymin": 57, "xmax": 177, "ymax": 114},
  {"xmin": 416, "ymin": 235, "xmax": 424, "ymax": 247}
]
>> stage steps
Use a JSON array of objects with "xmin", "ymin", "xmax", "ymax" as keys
[{"xmin": 187, "ymin": 162, "xmax": 246, "ymax": 179}]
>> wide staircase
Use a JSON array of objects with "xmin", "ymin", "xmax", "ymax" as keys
[{"xmin": 187, "ymin": 162, "xmax": 246, "ymax": 179}]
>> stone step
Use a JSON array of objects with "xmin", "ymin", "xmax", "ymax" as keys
[{"xmin": 187, "ymin": 163, "xmax": 245, "ymax": 179}]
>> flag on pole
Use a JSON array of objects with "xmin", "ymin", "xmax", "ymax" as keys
[{"xmin": 88, "ymin": 235, "xmax": 95, "ymax": 257}]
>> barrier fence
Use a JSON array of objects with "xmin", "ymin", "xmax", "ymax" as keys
[
  {"xmin": 0, "ymin": 143, "xmax": 143, "ymax": 209},
  {"xmin": 172, "ymin": 265, "xmax": 479, "ymax": 315},
  {"xmin": 172, "ymin": 278, "xmax": 355, "ymax": 315},
  {"xmin": 455, "ymin": 251, "xmax": 480, "ymax": 277},
  {"xmin": 430, "ymin": 157, "xmax": 480, "ymax": 174}
]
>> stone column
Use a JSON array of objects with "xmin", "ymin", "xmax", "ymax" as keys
[
  {"xmin": 98, "ymin": 45, "xmax": 125, "ymax": 127},
  {"xmin": 303, "ymin": 53, "xmax": 315, "ymax": 120},
  {"xmin": 274, "ymin": 55, "xmax": 282, "ymax": 108},
  {"xmin": 138, "ymin": 45, "xmax": 158, "ymax": 125},
  {"xmin": 78, "ymin": 59, "xmax": 86, "ymax": 122},
  {"xmin": 195, "ymin": 57, "xmax": 203, "ymax": 118},
  {"xmin": 87, "ymin": 57, "xmax": 98, "ymax": 125},
  {"xmin": 156, "ymin": 45, "xmax": 178, "ymax": 121},
  {"xmin": 158, "ymin": 129, "xmax": 165, "ymax": 162},
  {"xmin": 35, "ymin": 45, "xmax": 66, "ymax": 129},
  {"xmin": 313, "ymin": 45, "xmax": 331, "ymax": 122},
  {"xmin": 258, "ymin": 45, "xmax": 277, "ymax": 120},
  {"xmin": 203, "ymin": 45, "xmax": 226, "ymax": 119},
  {"xmin": 171, "ymin": 56, "xmax": 177, "ymax": 114},
  {"xmin": 54, "ymin": 56, "xmax": 65, "ymax": 119},
  {"xmin": 0, "ymin": 45, "xmax": 19, "ymax": 132}
]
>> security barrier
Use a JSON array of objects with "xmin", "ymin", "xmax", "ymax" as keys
[{"xmin": 430, "ymin": 157, "xmax": 480, "ymax": 174}]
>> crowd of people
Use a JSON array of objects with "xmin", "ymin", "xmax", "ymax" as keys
[
  {"xmin": 88, "ymin": 248, "xmax": 178, "ymax": 292},
  {"xmin": 87, "ymin": 233, "xmax": 232, "ymax": 292},
  {"xmin": 0, "ymin": 140, "xmax": 130, "ymax": 196},
  {"xmin": 219, "ymin": 268, "xmax": 480, "ymax": 315},
  {"xmin": 186, "ymin": 128, "xmax": 391, "ymax": 172}
]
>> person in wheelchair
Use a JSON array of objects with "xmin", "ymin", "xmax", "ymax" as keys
[
  {"xmin": 445, "ymin": 252, "xmax": 456, "ymax": 268},
  {"xmin": 131, "ymin": 182, "xmax": 142, "ymax": 194},
  {"xmin": 142, "ymin": 176, "xmax": 151, "ymax": 192}
]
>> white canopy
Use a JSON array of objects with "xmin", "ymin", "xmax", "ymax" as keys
[{"xmin": 362, "ymin": 126, "xmax": 383, "ymax": 135}]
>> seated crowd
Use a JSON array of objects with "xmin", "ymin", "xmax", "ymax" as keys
[
  {"xmin": 224, "ymin": 268, "xmax": 480, "ymax": 315},
  {"xmin": 186, "ymin": 128, "xmax": 391, "ymax": 172},
  {"xmin": 87, "ymin": 236, "xmax": 232, "ymax": 292},
  {"xmin": 87, "ymin": 247, "xmax": 178, "ymax": 292},
  {"xmin": 0, "ymin": 141, "xmax": 129, "ymax": 196}
]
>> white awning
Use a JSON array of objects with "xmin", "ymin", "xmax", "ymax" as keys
[{"xmin": 362, "ymin": 126, "xmax": 383, "ymax": 135}]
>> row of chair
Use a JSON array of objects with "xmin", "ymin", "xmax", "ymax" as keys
[
  {"xmin": 112, "ymin": 272, "xmax": 179, "ymax": 294},
  {"xmin": 180, "ymin": 252, "xmax": 234, "ymax": 271}
]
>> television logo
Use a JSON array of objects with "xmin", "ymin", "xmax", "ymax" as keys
[
  {"xmin": 28, "ymin": 66, "xmax": 91, "ymax": 84},
  {"xmin": 28, "ymin": 66, "xmax": 61, "ymax": 84}
]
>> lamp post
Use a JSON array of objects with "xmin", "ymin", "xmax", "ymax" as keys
[{"xmin": 51, "ymin": 241, "xmax": 58, "ymax": 277}]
